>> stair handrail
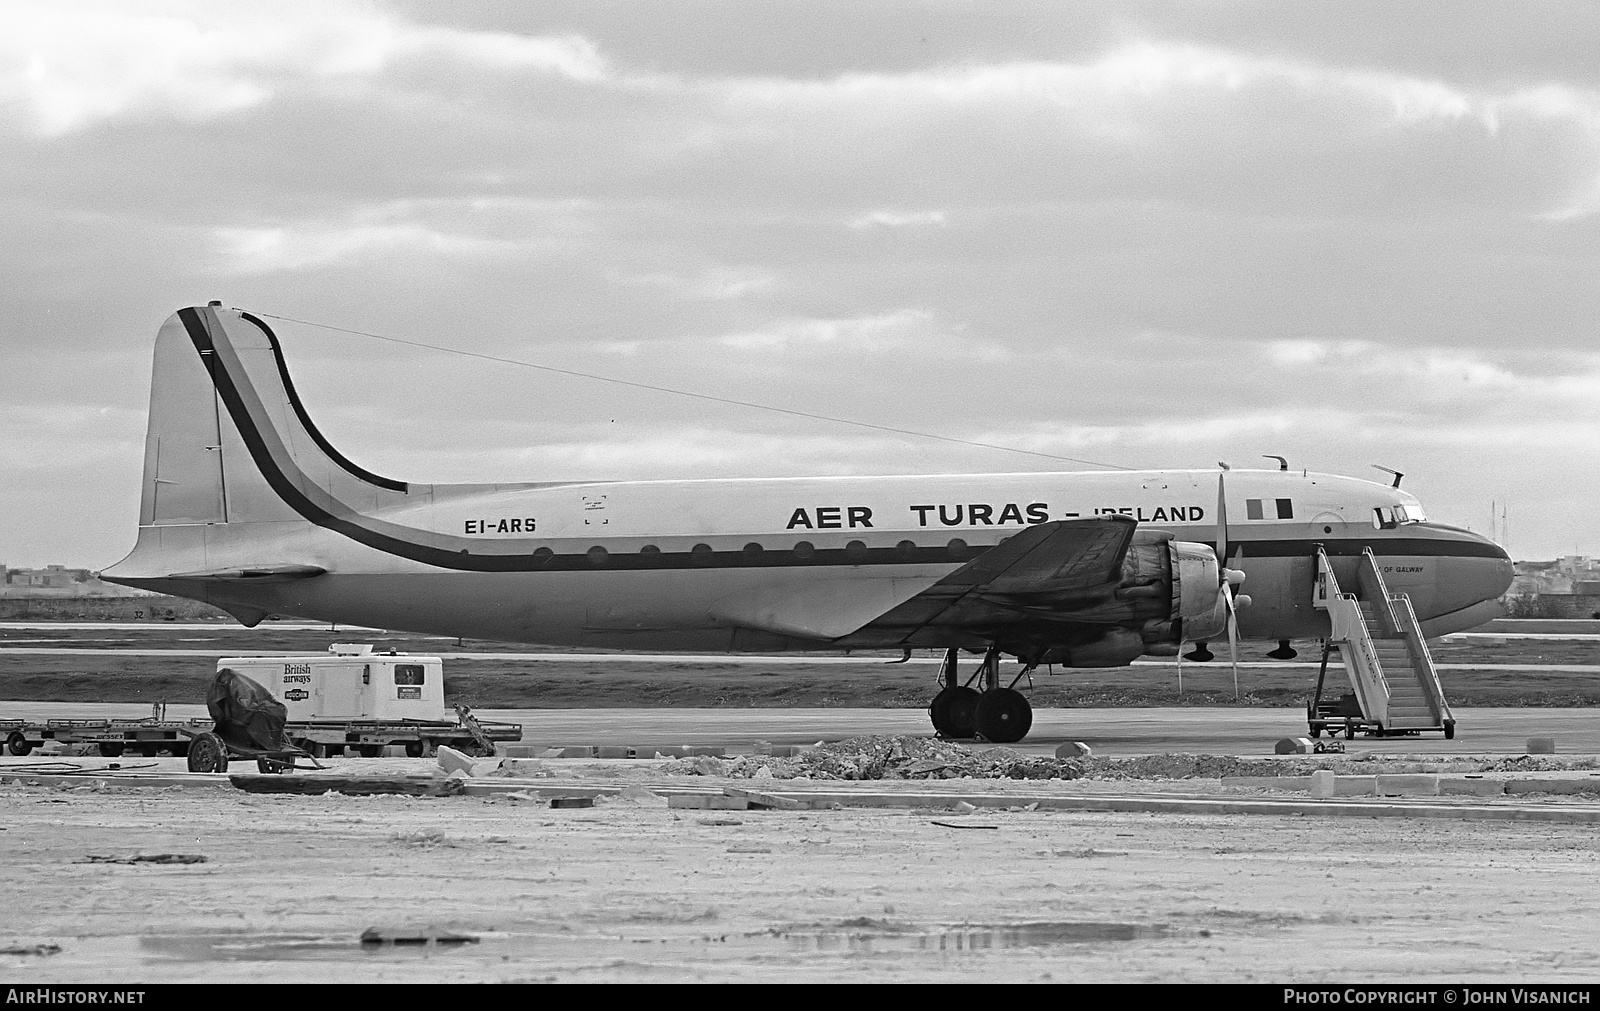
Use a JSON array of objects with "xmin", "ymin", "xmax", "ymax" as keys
[
  {"xmin": 1357, "ymin": 548, "xmax": 1402, "ymax": 635},
  {"xmin": 1388, "ymin": 591, "xmax": 1453, "ymax": 727},
  {"xmin": 1313, "ymin": 548, "xmax": 1390, "ymax": 725}
]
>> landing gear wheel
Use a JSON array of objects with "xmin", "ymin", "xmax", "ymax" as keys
[
  {"xmin": 974, "ymin": 688, "xmax": 1032, "ymax": 744},
  {"xmin": 98, "ymin": 742, "xmax": 125, "ymax": 757},
  {"xmin": 186, "ymin": 732, "xmax": 229, "ymax": 773},
  {"xmin": 6, "ymin": 732, "xmax": 32, "ymax": 756},
  {"xmin": 1444, "ymin": 721, "xmax": 1455, "ymax": 741},
  {"xmin": 404, "ymin": 740, "xmax": 424, "ymax": 758},
  {"xmin": 929, "ymin": 686, "xmax": 980, "ymax": 739}
]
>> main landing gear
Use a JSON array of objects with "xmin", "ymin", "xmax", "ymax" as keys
[
  {"xmin": 927, "ymin": 647, "xmax": 1033, "ymax": 744},
  {"xmin": 1267, "ymin": 640, "xmax": 1299, "ymax": 660}
]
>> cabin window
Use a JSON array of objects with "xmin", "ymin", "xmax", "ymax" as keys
[
  {"xmin": 845, "ymin": 540, "xmax": 868, "ymax": 561},
  {"xmin": 743, "ymin": 542, "xmax": 764, "ymax": 559},
  {"xmin": 897, "ymin": 539, "xmax": 917, "ymax": 555},
  {"xmin": 1276, "ymin": 498, "xmax": 1294, "ymax": 519},
  {"xmin": 394, "ymin": 664, "xmax": 425, "ymax": 686},
  {"xmin": 946, "ymin": 538, "xmax": 970, "ymax": 560},
  {"xmin": 792, "ymin": 541, "xmax": 815, "ymax": 560},
  {"xmin": 691, "ymin": 543, "xmax": 714, "ymax": 564},
  {"xmin": 1246, "ymin": 499, "xmax": 1264, "ymax": 520},
  {"xmin": 586, "ymin": 545, "xmax": 608, "ymax": 565},
  {"xmin": 640, "ymin": 544, "xmax": 661, "ymax": 556}
]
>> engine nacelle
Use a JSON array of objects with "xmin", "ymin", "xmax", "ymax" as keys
[
  {"xmin": 1027, "ymin": 534, "xmax": 1236, "ymax": 667},
  {"xmin": 1166, "ymin": 539, "xmax": 1231, "ymax": 644}
]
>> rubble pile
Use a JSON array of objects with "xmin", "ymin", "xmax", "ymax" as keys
[
  {"xmin": 668, "ymin": 735, "xmax": 1085, "ymax": 781},
  {"xmin": 660, "ymin": 735, "xmax": 1600, "ymax": 783}
]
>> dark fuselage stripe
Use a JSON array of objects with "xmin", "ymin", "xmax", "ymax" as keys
[{"xmin": 237, "ymin": 312, "xmax": 408, "ymax": 492}]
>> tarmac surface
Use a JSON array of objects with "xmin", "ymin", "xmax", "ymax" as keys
[{"xmin": 6, "ymin": 701, "xmax": 1599, "ymax": 757}]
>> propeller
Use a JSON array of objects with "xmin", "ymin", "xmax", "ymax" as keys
[{"xmin": 1220, "ymin": 567, "xmax": 1251, "ymax": 700}]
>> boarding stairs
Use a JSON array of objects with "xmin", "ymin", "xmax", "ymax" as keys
[{"xmin": 1310, "ymin": 547, "xmax": 1455, "ymax": 739}]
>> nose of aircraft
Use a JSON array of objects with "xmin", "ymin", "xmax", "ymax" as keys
[{"xmin": 1427, "ymin": 524, "xmax": 1514, "ymax": 617}]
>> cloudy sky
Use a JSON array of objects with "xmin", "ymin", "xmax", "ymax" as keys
[{"xmin": 5, "ymin": 0, "xmax": 1599, "ymax": 568}]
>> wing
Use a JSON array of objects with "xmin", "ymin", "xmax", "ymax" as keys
[{"xmin": 845, "ymin": 515, "xmax": 1139, "ymax": 644}]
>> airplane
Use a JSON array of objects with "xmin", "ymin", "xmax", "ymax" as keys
[{"xmin": 102, "ymin": 304, "xmax": 1514, "ymax": 743}]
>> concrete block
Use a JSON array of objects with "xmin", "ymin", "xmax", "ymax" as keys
[
  {"xmin": 435, "ymin": 746, "xmax": 475, "ymax": 777},
  {"xmin": 1334, "ymin": 776, "xmax": 1377, "ymax": 796},
  {"xmin": 380, "ymin": 745, "xmax": 408, "ymax": 758},
  {"xmin": 549, "ymin": 797, "xmax": 594, "ymax": 809},
  {"xmin": 688, "ymin": 747, "xmax": 727, "ymax": 757},
  {"xmin": 1527, "ymin": 737, "xmax": 1556, "ymax": 754},
  {"xmin": 708, "ymin": 796, "xmax": 748, "ymax": 810},
  {"xmin": 557, "ymin": 747, "xmax": 598, "ymax": 758},
  {"xmin": 596, "ymin": 747, "xmax": 630, "ymax": 759},
  {"xmin": 1275, "ymin": 737, "xmax": 1313, "ymax": 755},
  {"xmin": 668, "ymin": 795, "xmax": 712, "ymax": 809},
  {"xmin": 499, "ymin": 758, "xmax": 547, "ymax": 776},
  {"xmin": 725, "ymin": 787, "xmax": 806, "ymax": 811},
  {"xmin": 539, "ymin": 748, "xmax": 565, "ymax": 758},
  {"xmin": 497, "ymin": 744, "xmax": 545, "ymax": 758},
  {"xmin": 1507, "ymin": 779, "xmax": 1600, "ymax": 796},
  {"xmin": 1309, "ymin": 770, "xmax": 1337, "ymax": 798},
  {"xmin": 1375, "ymin": 774, "xmax": 1440, "ymax": 797},
  {"xmin": 1055, "ymin": 742, "xmax": 1093, "ymax": 759},
  {"xmin": 1441, "ymin": 777, "xmax": 1506, "ymax": 797}
]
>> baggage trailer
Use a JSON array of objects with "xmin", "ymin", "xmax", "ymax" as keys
[
  {"xmin": 2, "ymin": 710, "xmax": 520, "ymax": 759},
  {"xmin": 3, "ymin": 646, "xmax": 519, "ymax": 759}
]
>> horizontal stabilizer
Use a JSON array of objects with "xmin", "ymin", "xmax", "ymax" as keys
[{"xmin": 167, "ymin": 563, "xmax": 327, "ymax": 581}]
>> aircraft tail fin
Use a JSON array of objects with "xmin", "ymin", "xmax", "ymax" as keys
[{"xmin": 104, "ymin": 303, "xmax": 412, "ymax": 590}]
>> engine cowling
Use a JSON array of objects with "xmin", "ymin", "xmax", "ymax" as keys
[{"xmin": 1027, "ymin": 533, "xmax": 1235, "ymax": 667}]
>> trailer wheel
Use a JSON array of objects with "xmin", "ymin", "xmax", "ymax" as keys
[
  {"xmin": 1444, "ymin": 721, "xmax": 1456, "ymax": 741},
  {"xmin": 404, "ymin": 740, "xmax": 424, "ymax": 758},
  {"xmin": 1309, "ymin": 726, "xmax": 1322, "ymax": 738},
  {"xmin": 186, "ymin": 732, "xmax": 229, "ymax": 773},
  {"xmin": 6, "ymin": 732, "xmax": 32, "ymax": 756},
  {"xmin": 256, "ymin": 758, "xmax": 286, "ymax": 774},
  {"xmin": 358, "ymin": 745, "xmax": 382, "ymax": 758},
  {"xmin": 97, "ymin": 742, "xmax": 125, "ymax": 758}
]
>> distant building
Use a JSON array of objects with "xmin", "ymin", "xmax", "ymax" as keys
[
  {"xmin": 0, "ymin": 563, "xmax": 156, "ymax": 598},
  {"xmin": 1510, "ymin": 556, "xmax": 1600, "ymax": 596}
]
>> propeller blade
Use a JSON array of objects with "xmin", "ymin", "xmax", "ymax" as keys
[
  {"xmin": 1215, "ymin": 470, "xmax": 1228, "ymax": 568},
  {"xmin": 1223, "ymin": 582, "xmax": 1240, "ymax": 700}
]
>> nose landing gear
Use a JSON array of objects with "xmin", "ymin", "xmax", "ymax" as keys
[{"xmin": 927, "ymin": 647, "xmax": 1033, "ymax": 744}]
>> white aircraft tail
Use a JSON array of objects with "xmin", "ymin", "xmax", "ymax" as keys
[{"xmin": 103, "ymin": 304, "xmax": 414, "ymax": 596}]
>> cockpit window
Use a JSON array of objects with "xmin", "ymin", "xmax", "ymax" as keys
[
  {"xmin": 1373, "ymin": 505, "xmax": 1420, "ymax": 529},
  {"xmin": 1276, "ymin": 498, "xmax": 1294, "ymax": 519}
]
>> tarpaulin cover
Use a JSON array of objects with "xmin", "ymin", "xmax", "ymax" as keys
[{"xmin": 207, "ymin": 668, "xmax": 291, "ymax": 753}]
